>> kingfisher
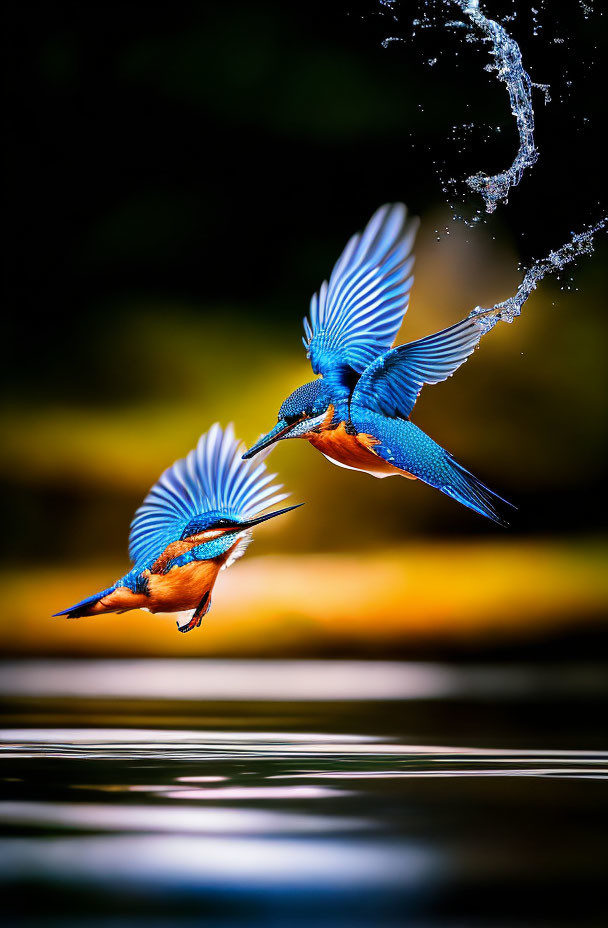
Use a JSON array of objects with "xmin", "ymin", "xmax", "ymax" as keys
[
  {"xmin": 244, "ymin": 203, "xmax": 512, "ymax": 524},
  {"xmin": 55, "ymin": 423, "xmax": 301, "ymax": 632}
]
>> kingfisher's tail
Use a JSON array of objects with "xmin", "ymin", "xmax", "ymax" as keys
[
  {"xmin": 367, "ymin": 417, "xmax": 514, "ymax": 525},
  {"xmin": 53, "ymin": 585, "xmax": 116, "ymax": 618},
  {"xmin": 438, "ymin": 455, "xmax": 514, "ymax": 526}
]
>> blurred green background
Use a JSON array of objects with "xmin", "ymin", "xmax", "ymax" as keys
[{"xmin": 3, "ymin": 1, "xmax": 607, "ymax": 657}]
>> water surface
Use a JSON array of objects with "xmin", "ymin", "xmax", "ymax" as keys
[{"xmin": 1, "ymin": 659, "xmax": 606, "ymax": 927}]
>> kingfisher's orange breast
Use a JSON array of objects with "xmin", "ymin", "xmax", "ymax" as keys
[
  {"xmin": 307, "ymin": 421, "xmax": 413, "ymax": 479},
  {"xmin": 146, "ymin": 558, "xmax": 222, "ymax": 612},
  {"xmin": 95, "ymin": 534, "xmax": 252, "ymax": 618}
]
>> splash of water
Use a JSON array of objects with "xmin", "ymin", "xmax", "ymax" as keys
[
  {"xmin": 450, "ymin": 0, "xmax": 548, "ymax": 213},
  {"xmin": 469, "ymin": 219, "xmax": 607, "ymax": 334}
]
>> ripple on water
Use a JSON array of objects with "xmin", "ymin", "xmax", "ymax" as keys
[{"xmin": 0, "ymin": 727, "xmax": 606, "ymax": 776}]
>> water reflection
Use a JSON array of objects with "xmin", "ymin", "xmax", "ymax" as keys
[
  {"xmin": 0, "ymin": 800, "xmax": 364, "ymax": 834},
  {"xmin": 2, "ymin": 658, "xmax": 606, "ymax": 701},
  {"xmin": 1, "ymin": 660, "xmax": 607, "ymax": 927}
]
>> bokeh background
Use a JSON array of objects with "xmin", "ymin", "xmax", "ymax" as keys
[{"xmin": 3, "ymin": 0, "xmax": 607, "ymax": 658}]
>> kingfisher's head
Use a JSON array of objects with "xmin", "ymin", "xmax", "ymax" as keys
[
  {"xmin": 147, "ymin": 505, "xmax": 302, "ymax": 575},
  {"xmin": 180, "ymin": 507, "xmax": 301, "ymax": 544},
  {"xmin": 243, "ymin": 380, "xmax": 335, "ymax": 459}
]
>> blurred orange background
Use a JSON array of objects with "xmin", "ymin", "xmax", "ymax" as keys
[{"xmin": 3, "ymin": 214, "xmax": 607, "ymax": 657}]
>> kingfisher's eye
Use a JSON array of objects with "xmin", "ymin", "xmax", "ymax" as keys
[{"xmin": 283, "ymin": 412, "xmax": 305, "ymax": 426}]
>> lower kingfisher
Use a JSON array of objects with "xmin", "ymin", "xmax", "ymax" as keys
[
  {"xmin": 243, "ymin": 203, "xmax": 512, "ymax": 524},
  {"xmin": 55, "ymin": 423, "xmax": 301, "ymax": 632}
]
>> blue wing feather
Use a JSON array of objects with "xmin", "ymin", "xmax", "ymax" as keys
[
  {"xmin": 352, "ymin": 316, "xmax": 485, "ymax": 420},
  {"xmin": 303, "ymin": 203, "xmax": 419, "ymax": 377},
  {"xmin": 128, "ymin": 423, "xmax": 289, "ymax": 569}
]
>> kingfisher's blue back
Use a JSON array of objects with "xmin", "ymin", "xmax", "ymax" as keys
[{"xmin": 244, "ymin": 203, "xmax": 513, "ymax": 525}]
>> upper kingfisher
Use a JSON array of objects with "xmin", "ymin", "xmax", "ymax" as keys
[
  {"xmin": 243, "ymin": 203, "xmax": 512, "ymax": 524},
  {"xmin": 55, "ymin": 423, "xmax": 301, "ymax": 632}
]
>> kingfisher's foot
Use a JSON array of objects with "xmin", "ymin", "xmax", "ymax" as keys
[
  {"xmin": 176, "ymin": 592, "xmax": 211, "ymax": 633},
  {"xmin": 177, "ymin": 615, "xmax": 201, "ymax": 633}
]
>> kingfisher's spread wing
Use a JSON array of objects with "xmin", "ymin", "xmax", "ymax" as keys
[
  {"xmin": 352, "ymin": 316, "xmax": 485, "ymax": 420},
  {"xmin": 303, "ymin": 203, "xmax": 419, "ymax": 378},
  {"xmin": 128, "ymin": 423, "xmax": 289, "ymax": 569}
]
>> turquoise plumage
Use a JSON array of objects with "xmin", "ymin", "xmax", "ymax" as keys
[
  {"xmin": 304, "ymin": 203, "xmax": 418, "ymax": 376},
  {"xmin": 244, "ymin": 203, "xmax": 513, "ymax": 524}
]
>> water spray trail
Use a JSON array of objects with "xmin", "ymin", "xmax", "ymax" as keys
[
  {"xmin": 449, "ymin": 0, "xmax": 548, "ymax": 214},
  {"xmin": 468, "ymin": 219, "xmax": 607, "ymax": 334}
]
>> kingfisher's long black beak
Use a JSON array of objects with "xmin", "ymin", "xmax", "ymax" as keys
[
  {"xmin": 242, "ymin": 419, "xmax": 295, "ymax": 459},
  {"xmin": 237, "ymin": 503, "xmax": 304, "ymax": 529}
]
